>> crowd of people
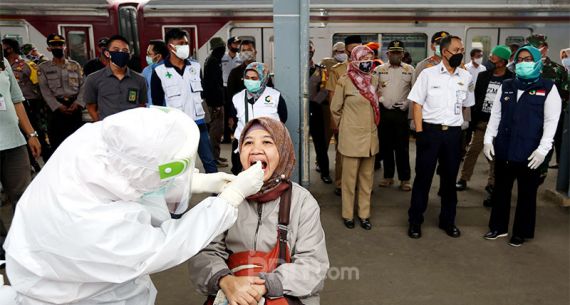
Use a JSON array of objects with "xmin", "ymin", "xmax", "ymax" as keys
[{"xmin": 0, "ymin": 26, "xmax": 568, "ymax": 304}]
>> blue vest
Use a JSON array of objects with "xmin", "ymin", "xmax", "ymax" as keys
[{"xmin": 494, "ymin": 78, "xmax": 554, "ymax": 162}]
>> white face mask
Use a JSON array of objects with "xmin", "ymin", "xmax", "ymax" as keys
[
  {"xmin": 474, "ymin": 57, "xmax": 483, "ymax": 65},
  {"xmin": 240, "ymin": 50, "xmax": 255, "ymax": 62},
  {"xmin": 171, "ymin": 44, "xmax": 190, "ymax": 60},
  {"xmin": 334, "ymin": 53, "xmax": 348, "ymax": 62},
  {"xmin": 562, "ymin": 58, "xmax": 570, "ymax": 69}
]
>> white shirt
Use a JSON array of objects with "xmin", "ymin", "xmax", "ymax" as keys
[
  {"xmin": 408, "ymin": 62, "xmax": 475, "ymax": 126},
  {"xmin": 232, "ymin": 87, "xmax": 281, "ymax": 142},
  {"xmin": 465, "ymin": 61, "xmax": 486, "ymax": 85},
  {"xmin": 484, "ymin": 84, "xmax": 562, "ymax": 156},
  {"xmin": 222, "ymin": 53, "xmax": 243, "ymax": 86}
]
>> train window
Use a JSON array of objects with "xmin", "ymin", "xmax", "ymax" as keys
[
  {"xmin": 380, "ymin": 33, "xmax": 428, "ymax": 66},
  {"xmin": 505, "ymin": 36, "xmax": 525, "ymax": 46},
  {"xmin": 2, "ymin": 34, "xmax": 24, "ymax": 45},
  {"xmin": 332, "ymin": 33, "xmax": 379, "ymax": 46},
  {"xmin": 67, "ymin": 31, "xmax": 89, "ymax": 66},
  {"xmin": 118, "ymin": 5, "xmax": 140, "ymax": 57},
  {"xmin": 470, "ymin": 35, "xmax": 492, "ymax": 59}
]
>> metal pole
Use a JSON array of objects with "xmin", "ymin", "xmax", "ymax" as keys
[{"xmin": 273, "ymin": 0, "xmax": 310, "ymax": 186}]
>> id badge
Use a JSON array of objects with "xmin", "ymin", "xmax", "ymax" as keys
[
  {"xmin": 0, "ymin": 95, "xmax": 6, "ymax": 111},
  {"xmin": 455, "ymin": 101, "xmax": 462, "ymax": 115},
  {"xmin": 127, "ymin": 88, "xmax": 138, "ymax": 104}
]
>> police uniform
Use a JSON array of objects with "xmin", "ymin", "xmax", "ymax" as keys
[
  {"xmin": 374, "ymin": 40, "xmax": 415, "ymax": 185},
  {"xmin": 38, "ymin": 34, "xmax": 84, "ymax": 151},
  {"xmin": 151, "ymin": 58, "xmax": 217, "ymax": 174},
  {"xmin": 10, "ymin": 56, "xmax": 52, "ymax": 162},
  {"xmin": 407, "ymin": 62, "xmax": 475, "ymax": 230}
]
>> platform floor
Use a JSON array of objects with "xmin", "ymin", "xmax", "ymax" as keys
[{"xmin": 2, "ymin": 141, "xmax": 569, "ymax": 305}]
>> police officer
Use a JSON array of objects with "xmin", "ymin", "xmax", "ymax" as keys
[
  {"xmin": 374, "ymin": 40, "xmax": 414, "ymax": 191},
  {"xmin": 407, "ymin": 35, "xmax": 475, "ymax": 239},
  {"xmin": 483, "ymin": 45, "xmax": 561, "ymax": 247},
  {"xmin": 20, "ymin": 43, "xmax": 49, "ymax": 65},
  {"xmin": 326, "ymin": 35, "xmax": 362, "ymax": 195},
  {"xmin": 151, "ymin": 28, "xmax": 218, "ymax": 174},
  {"xmin": 2, "ymin": 38, "xmax": 52, "ymax": 164},
  {"xmin": 526, "ymin": 34, "xmax": 569, "ymax": 171},
  {"xmin": 38, "ymin": 33, "xmax": 84, "ymax": 151}
]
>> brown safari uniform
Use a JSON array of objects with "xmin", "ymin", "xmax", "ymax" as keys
[{"xmin": 331, "ymin": 75, "xmax": 380, "ymax": 220}]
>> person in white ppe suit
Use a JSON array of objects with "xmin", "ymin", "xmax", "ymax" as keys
[{"xmin": 1, "ymin": 107, "xmax": 264, "ymax": 305}]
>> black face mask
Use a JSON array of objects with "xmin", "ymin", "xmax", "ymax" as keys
[
  {"xmin": 230, "ymin": 47, "xmax": 239, "ymax": 53},
  {"xmin": 389, "ymin": 54, "xmax": 402, "ymax": 65},
  {"xmin": 483, "ymin": 60, "xmax": 496, "ymax": 72},
  {"xmin": 446, "ymin": 51, "xmax": 463, "ymax": 68},
  {"xmin": 109, "ymin": 51, "xmax": 130, "ymax": 68},
  {"xmin": 359, "ymin": 61, "xmax": 372, "ymax": 73},
  {"xmin": 51, "ymin": 48, "xmax": 64, "ymax": 59}
]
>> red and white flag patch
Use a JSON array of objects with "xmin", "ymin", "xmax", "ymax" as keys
[{"xmin": 536, "ymin": 89, "xmax": 546, "ymax": 96}]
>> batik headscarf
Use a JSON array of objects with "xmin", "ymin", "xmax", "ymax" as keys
[
  {"xmin": 244, "ymin": 62, "xmax": 270, "ymax": 101},
  {"xmin": 347, "ymin": 45, "xmax": 380, "ymax": 125},
  {"xmin": 239, "ymin": 117, "xmax": 296, "ymax": 203}
]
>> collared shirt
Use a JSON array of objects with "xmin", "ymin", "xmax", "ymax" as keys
[
  {"xmin": 82, "ymin": 66, "xmax": 147, "ymax": 120},
  {"xmin": 142, "ymin": 59, "xmax": 164, "ymax": 106},
  {"xmin": 0, "ymin": 58, "xmax": 27, "ymax": 150},
  {"xmin": 408, "ymin": 62, "xmax": 475, "ymax": 126},
  {"xmin": 374, "ymin": 62, "xmax": 415, "ymax": 109},
  {"xmin": 10, "ymin": 56, "xmax": 41, "ymax": 100},
  {"xmin": 38, "ymin": 59, "xmax": 84, "ymax": 111},
  {"xmin": 221, "ymin": 53, "xmax": 242, "ymax": 86},
  {"xmin": 465, "ymin": 61, "xmax": 486, "ymax": 87},
  {"xmin": 484, "ymin": 84, "xmax": 562, "ymax": 156}
]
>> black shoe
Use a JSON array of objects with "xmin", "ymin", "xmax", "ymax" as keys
[
  {"xmin": 343, "ymin": 219, "xmax": 355, "ymax": 229},
  {"xmin": 334, "ymin": 188, "xmax": 342, "ymax": 196},
  {"xmin": 455, "ymin": 179, "xmax": 467, "ymax": 191},
  {"xmin": 508, "ymin": 236, "xmax": 525, "ymax": 247},
  {"xmin": 215, "ymin": 160, "xmax": 228, "ymax": 168},
  {"xmin": 439, "ymin": 224, "xmax": 461, "ymax": 238},
  {"xmin": 483, "ymin": 197, "xmax": 493, "ymax": 208},
  {"xmin": 408, "ymin": 224, "xmax": 422, "ymax": 239},
  {"xmin": 218, "ymin": 157, "xmax": 228, "ymax": 162},
  {"xmin": 359, "ymin": 218, "xmax": 372, "ymax": 230},
  {"xmin": 485, "ymin": 184, "xmax": 494, "ymax": 195},
  {"xmin": 483, "ymin": 230, "xmax": 508, "ymax": 240},
  {"xmin": 321, "ymin": 176, "xmax": 333, "ymax": 184}
]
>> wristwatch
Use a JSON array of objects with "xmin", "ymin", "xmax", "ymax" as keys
[{"xmin": 28, "ymin": 131, "xmax": 38, "ymax": 139}]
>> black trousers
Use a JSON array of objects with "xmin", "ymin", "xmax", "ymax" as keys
[
  {"xmin": 231, "ymin": 139, "xmax": 242, "ymax": 175},
  {"xmin": 409, "ymin": 123, "xmax": 462, "ymax": 226},
  {"xmin": 48, "ymin": 109, "xmax": 83, "ymax": 152},
  {"xmin": 379, "ymin": 107, "xmax": 410, "ymax": 180},
  {"xmin": 489, "ymin": 160, "xmax": 540, "ymax": 238},
  {"xmin": 23, "ymin": 99, "xmax": 52, "ymax": 162},
  {"xmin": 223, "ymin": 87, "xmax": 234, "ymax": 143},
  {"xmin": 309, "ymin": 101, "xmax": 330, "ymax": 177}
]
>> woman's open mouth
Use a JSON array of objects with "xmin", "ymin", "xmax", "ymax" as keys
[{"xmin": 249, "ymin": 159, "xmax": 268, "ymax": 170}]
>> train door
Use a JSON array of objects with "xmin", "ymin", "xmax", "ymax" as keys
[
  {"xmin": 59, "ymin": 25, "xmax": 94, "ymax": 66},
  {"xmin": 466, "ymin": 27, "xmax": 532, "ymax": 59},
  {"xmin": 162, "ymin": 26, "xmax": 198, "ymax": 60}
]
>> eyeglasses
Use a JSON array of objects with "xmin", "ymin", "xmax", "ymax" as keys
[{"xmin": 516, "ymin": 56, "xmax": 534, "ymax": 63}]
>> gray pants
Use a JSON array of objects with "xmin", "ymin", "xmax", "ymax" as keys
[{"xmin": 0, "ymin": 145, "xmax": 31, "ymax": 257}]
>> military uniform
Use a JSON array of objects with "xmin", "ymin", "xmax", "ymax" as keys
[
  {"xmin": 10, "ymin": 56, "xmax": 52, "ymax": 161},
  {"xmin": 38, "ymin": 56, "xmax": 84, "ymax": 151}
]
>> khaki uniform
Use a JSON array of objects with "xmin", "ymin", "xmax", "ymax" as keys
[
  {"xmin": 331, "ymin": 75, "xmax": 380, "ymax": 219},
  {"xmin": 11, "ymin": 56, "xmax": 40, "ymax": 100},
  {"xmin": 38, "ymin": 59, "xmax": 84, "ymax": 150},
  {"xmin": 325, "ymin": 61, "xmax": 348, "ymax": 188}
]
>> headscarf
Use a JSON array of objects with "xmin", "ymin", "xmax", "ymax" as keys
[
  {"xmin": 239, "ymin": 117, "xmax": 296, "ymax": 203},
  {"xmin": 347, "ymin": 45, "xmax": 380, "ymax": 125},
  {"xmin": 513, "ymin": 45, "xmax": 543, "ymax": 90},
  {"xmin": 244, "ymin": 62, "xmax": 270, "ymax": 101}
]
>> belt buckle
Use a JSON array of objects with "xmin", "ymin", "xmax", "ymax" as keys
[{"xmin": 442, "ymin": 125, "xmax": 449, "ymax": 131}]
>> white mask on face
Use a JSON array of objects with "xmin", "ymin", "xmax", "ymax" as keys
[
  {"xmin": 474, "ymin": 57, "xmax": 483, "ymax": 65},
  {"xmin": 562, "ymin": 58, "xmax": 570, "ymax": 70},
  {"xmin": 334, "ymin": 53, "xmax": 348, "ymax": 62},
  {"xmin": 171, "ymin": 44, "xmax": 190, "ymax": 60},
  {"xmin": 240, "ymin": 50, "xmax": 255, "ymax": 62}
]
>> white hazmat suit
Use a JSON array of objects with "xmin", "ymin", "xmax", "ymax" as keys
[{"xmin": 2, "ymin": 107, "xmax": 264, "ymax": 304}]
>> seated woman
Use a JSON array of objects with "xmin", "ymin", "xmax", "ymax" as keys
[
  {"xmin": 229, "ymin": 62, "xmax": 288, "ymax": 175},
  {"xmin": 189, "ymin": 117, "xmax": 329, "ymax": 305}
]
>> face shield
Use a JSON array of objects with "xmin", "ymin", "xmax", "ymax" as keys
[{"xmin": 158, "ymin": 156, "xmax": 196, "ymax": 215}]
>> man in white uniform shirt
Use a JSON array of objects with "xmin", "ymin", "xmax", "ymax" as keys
[{"xmin": 407, "ymin": 35, "xmax": 475, "ymax": 239}]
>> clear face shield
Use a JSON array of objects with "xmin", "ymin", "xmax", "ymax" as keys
[{"xmin": 158, "ymin": 156, "xmax": 196, "ymax": 215}]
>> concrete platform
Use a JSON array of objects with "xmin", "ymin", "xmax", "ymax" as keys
[{"xmin": 2, "ymin": 141, "xmax": 569, "ymax": 305}]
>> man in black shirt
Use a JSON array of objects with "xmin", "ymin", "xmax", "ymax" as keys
[{"xmin": 83, "ymin": 37, "xmax": 109, "ymax": 77}]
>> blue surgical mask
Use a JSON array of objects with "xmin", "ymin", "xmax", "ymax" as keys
[
  {"xmin": 146, "ymin": 55, "xmax": 155, "ymax": 66},
  {"xmin": 244, "ymin": 79, "xmax": 262, "ymax": 93},
  {"xmin": 109, "ymin": 51, "xmax": 130, "ymax": 68},
  {"xmin": 515, "ymin": 61, "xmax": 541, "ymax": 80},
  {"xmin": 435, "ymin": 45, "xmax": 441, "ymax": 57}
]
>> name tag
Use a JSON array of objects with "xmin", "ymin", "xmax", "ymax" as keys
[{"xmin": 128, "ymin": 88, "xmax": 138, "ymax": 104}]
